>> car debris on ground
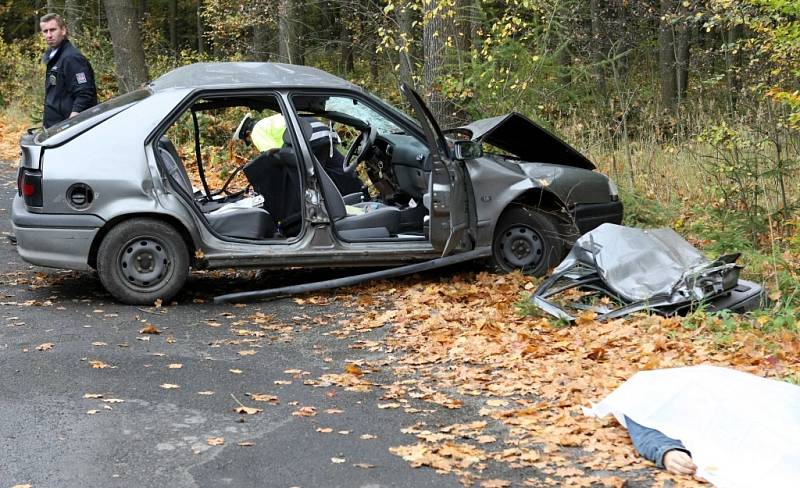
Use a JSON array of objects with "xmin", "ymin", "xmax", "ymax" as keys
[{"xmin": 532, "ymin": 223, "xmax": 765, "ymax": 321}]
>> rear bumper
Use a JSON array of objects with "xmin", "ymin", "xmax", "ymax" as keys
[
  {"xmin": 10, "ymin": 195, "xmax": 103, "ymax": 271},
  {"xmin": 572, "ymin": 201, "xmax": 624, "ymax": 234}
]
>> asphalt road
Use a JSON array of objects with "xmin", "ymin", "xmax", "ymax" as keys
[{"xmin": 0, "ymin": 162, "xmax": 465, "ymax": 488}]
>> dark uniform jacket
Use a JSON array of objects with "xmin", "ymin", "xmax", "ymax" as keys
[{"xmin": 43, "ymin": 39, "xmax": 98, "ymax": 128}]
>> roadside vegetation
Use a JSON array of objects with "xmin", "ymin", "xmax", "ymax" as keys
[{"xmin": 0, "ymin": 1, "xmax": 798, "ymax": 484}]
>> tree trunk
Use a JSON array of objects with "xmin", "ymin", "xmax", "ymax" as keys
[
  {"xmin": 396, "ymin": 0, "xmax": 413, "ymax": 85},
  {"xmin": 196, "ymin": 0, "xmax": 204, "ymax": 54},
  {"xmin": 168, "ymin": 0, "xmax": 178, "ymax": 55},
  {"xmin": 278, "ymin": 0, "xmax": 297, "ymax": 63},
  {"xmin": 423, "ymin": 0, "xmax": 455, "ymax": 127},
  {"xmin": 253, "ymin": 21, "xmax": 271, "ymax": 61},
  {"xmin": 658, "ymin": 0, "xmax": 677, "ymax": 113},
  {"xmin": 103, "ymin": 0, "xmax": 149, "ymax": 93},
  {"xmin": 46, "ymin": 0, "xmax": 58, "ymax": 13},
  {"xmin": 725, "ymin": 24, "xmax": 744, "ymax": 112},
  {"xmin": 675, "ymin": 4, "xmax": 691, "ymax": 104},
  {"xmin": 589, "ymin": 0, "xmax": 607, "ymax": 98},
  {"xmin": 64, "ymin": 0, "xmax": 82, "ymax": 38}
]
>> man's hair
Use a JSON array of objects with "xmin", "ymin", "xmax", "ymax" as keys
[{"xmin": 40, "ymin": 13, "xmax": 67, "ymax": 29}]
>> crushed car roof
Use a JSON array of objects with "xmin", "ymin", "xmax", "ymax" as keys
[{"xmin": 149, "ymin": 62, "xmax": 360, "ymax": 91}]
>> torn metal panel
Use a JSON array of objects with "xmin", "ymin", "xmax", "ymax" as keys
[{"xmin": 532, "ymin": 224, "xmax": 764, "ymax": 321}]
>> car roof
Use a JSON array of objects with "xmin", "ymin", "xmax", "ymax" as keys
[{"xmin": 149, "ymin": 62, "xmax": 360, "ymax": 92}]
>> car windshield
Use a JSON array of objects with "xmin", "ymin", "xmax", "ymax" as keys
[
  {"xmin": 39, "ymin": 89, "xmax": 151, "ymax": 141},
  {"xmin": 324, "ymin": 96, "xmax": 404, "ymax": 134}
]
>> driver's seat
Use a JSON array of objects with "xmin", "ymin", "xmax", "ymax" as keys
[{"xmin": 292, "ymin": 118, "xmax": 401, "ymax": 239}]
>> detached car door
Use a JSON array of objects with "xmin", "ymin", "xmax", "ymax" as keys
[{"xmin": 400, "ymin": 84, "xmax": 470, "ymax": 256}]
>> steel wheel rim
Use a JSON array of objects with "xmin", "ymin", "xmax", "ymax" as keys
[
  {"xmin": 498, "ymin": 225, "xmax": 544, "ymax": 269},
  {"xmin": 118, "ymin": 237, "xmax": 172, "ymax": 289}
]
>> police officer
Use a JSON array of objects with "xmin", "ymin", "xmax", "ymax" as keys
[{"xmin": 40, "ymin": 13, "xmax": 98, "ymax": 128}]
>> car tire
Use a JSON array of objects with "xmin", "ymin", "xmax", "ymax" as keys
[
  {"xmin": 491, "ymin": 206, "xmax": 564, "ymax": 276},
  {"xmin": 97, "ymin": 218, "xmax": 189, "ymax": 305}
]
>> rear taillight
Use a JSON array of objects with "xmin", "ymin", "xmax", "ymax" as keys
[{"xmin": 17, "ymin": 168, "xmax": 43, "ymax": 207}]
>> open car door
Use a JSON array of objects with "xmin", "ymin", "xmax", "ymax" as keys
[{"xmin": 400, "ymin": 83, "xmax": 471, "ymax": 256}]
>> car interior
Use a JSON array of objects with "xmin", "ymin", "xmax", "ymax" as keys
[{"xmin": 156, "ymin": 92, "xmax": 433, "ymax": 243}]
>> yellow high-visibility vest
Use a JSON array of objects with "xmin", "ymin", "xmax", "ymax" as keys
[{"xmin": 251, "ymin": 114, "xmax": 285, "ymax": 152}]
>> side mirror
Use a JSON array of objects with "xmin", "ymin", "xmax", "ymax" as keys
[{"xmin": 452, "ymin": 140, "xmax": 483, "ymax": 160}]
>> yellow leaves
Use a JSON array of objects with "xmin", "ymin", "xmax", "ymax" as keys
[
  {"xmin": 35, "ymin": 342, "xmax": 54, "ymax": 351},
  {"xmin": 229, "ymin": 369, "xmax": 243, "ymax": 374},
  {"xmin": 390, "ymin": 442, "xmax": 486, "ymax": 473},
  {"xmin": 207, "ymin": 437, "xmax": 224, "ymax": 446},
  {"xmin": 89, "ymin": 359, "xmax": 111, "ymax": 369},
  {"xmin": 167, "ymin": 363, "xmax": 183, "ymax": 369},
  {"xmin": 160, "ymin": 383, "xmax": 180, "ymax": 389},
  {"xmin": 330, "ymin": 457, "xmax": 346, "ymax": 464},
  {"xmin": 238, "ymin": 350, "xmax": 257, "ymax": 356},
  {"xmin": 83, "ymin": 393, "xmax": 103, "ymax": 399}
]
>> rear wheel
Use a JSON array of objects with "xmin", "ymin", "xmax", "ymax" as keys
[
  {"xmin": 97, "ymin": 218, "xmax": 189, "ymax": 305},
  {"xmin": 491, "ymin": 206, "xmax": 564, "ymax": 276}
]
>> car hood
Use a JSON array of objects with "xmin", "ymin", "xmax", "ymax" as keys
[{"xmin": 458, "ymin": 112, "xmax": 595, "ymax": 170}]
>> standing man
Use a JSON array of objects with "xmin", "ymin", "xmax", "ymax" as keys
[{"xmin": 40, "ymin": 13, "xmax": 98, "ymax": 128}]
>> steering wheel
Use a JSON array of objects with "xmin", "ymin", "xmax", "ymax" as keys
[{"xmin": 343, "ymin": 125, "xmax": 377, "ymax": 173}]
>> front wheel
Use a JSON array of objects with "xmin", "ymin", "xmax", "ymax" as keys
[
  {"xmin": 491, "ymin": 206, "xmax": 564, "ymax": 276},
  {"xmin": 96, "ymin": 218, "xmax": 189, "ymax": 305}
]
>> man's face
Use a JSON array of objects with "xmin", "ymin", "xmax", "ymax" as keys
[{"xmin": 40, "ymin": 20, "xmax": 67, "ymax": 49}]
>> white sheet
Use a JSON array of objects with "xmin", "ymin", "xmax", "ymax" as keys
[{"xmin": 584, "ymin": 365, "xmax": 800, "ymax": 487}]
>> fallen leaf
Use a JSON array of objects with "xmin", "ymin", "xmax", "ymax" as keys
[
  {"xmin": 160, "ymin": 383, "xmax": 180, "ymax": 389},
  {"xmin": 360, "ymin": 434, "xmax": 377, "ymax": 440},
  {"xmin": 250, "ymin": 393, "xmax": 279, "ymax": 403},
  {"xmin": 140, "ymin": 324, "xmax": 160, "ymax": 334},
  {"xmin": 353, "ymin": 463, "xmax": 375, "ymax": 469},
  {"xmin": 233, "ymin": 406, "xmax": 262, "ymax": 415},
  {"xmin": 292, "ymin": 406, "xmax": 317, "ymax": 417},
  {"xmin": 316, "ymin": 427, "xmax": 333, "ymax": 433},
  {"xmin": 229, "ymin": 369, "xmax": 243, "ymax": 374},
  {"xmin": 198, "ymin": 391, "xmax": 215, "ymax": 395},
  {"xmin": 331, "ymin": 457, "xmax": 346, "ymax": 464},
  {"xmin": 89, "ymin": 360, "xmax": 110, "ymax": 369},
  {"xmin": 481, "ymin": 480, "xmax": 511, "ymax": 488},
  {"xmin": 167, "ymin": 363, "xmax": 183, "ymax": 369},
  {"xmin": 237, "ymin": 441, "xmax": 255, "ymax": 447},
  {"xmin": 238, "ymin": 350, "xmax": 257, "ymax": 356},
  {"xmin": 207, "ymin": 437, "xmax": 224, "ymax": 446},
  {"xmin": 86, "ymin": 410, "xmax": 99, "ymax": 415},
  {"xmin": 91, "ymin": 341, "xmax": 107, "ymax": 347},
  {"xmin": 83, "ymin": 393, "xmax": 103, "ymax": 399},
  {"xmin": 102, "ymin": 398, "xmax": 124, "ymax": 404},
  {"xmin": 344, "ymin": 363, "xmax": 364, "ymax": 376},
  {"xmin": 274, "ymin": 380, "xmax": 292, "ymax": 385},
  {"xmin": 36, "ymin": 342, "xmax": 54, "ymax": 351}
]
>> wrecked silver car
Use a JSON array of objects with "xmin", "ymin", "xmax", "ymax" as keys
[
  {"xmin": 11, "ymin": 62, "xmax": 622, "ymax": 304},
  {"xmin": 532, "ymin": 224, "xmax": 764, "ymax": 321}
]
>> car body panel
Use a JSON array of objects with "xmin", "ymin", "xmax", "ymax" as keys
[{"xmin": 457, "ymin": 112, "xmax": 595, "ymax": 170}]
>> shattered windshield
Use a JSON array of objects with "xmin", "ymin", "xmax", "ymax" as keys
[{"xmin": 324, "ymin": 96, "xmax": 404, "ymax": 134}]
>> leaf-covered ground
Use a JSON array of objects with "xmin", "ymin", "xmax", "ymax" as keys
[{"xmin": 328, "ymin": 271, "xmax": 800, "ymax": 487}]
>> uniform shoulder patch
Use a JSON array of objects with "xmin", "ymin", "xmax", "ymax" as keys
[{"xmin": 76, "ymin": 72, "xmax": 87, "ymax": 84}]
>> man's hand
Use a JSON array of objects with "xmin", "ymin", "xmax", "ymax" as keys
[
  {"xmin": 69, "ymin": 111, "xmax": 80, "ymax": 118},
  {"xmin": 663, "ymin": 449, "xmax": 697, "ymax": 475}
]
